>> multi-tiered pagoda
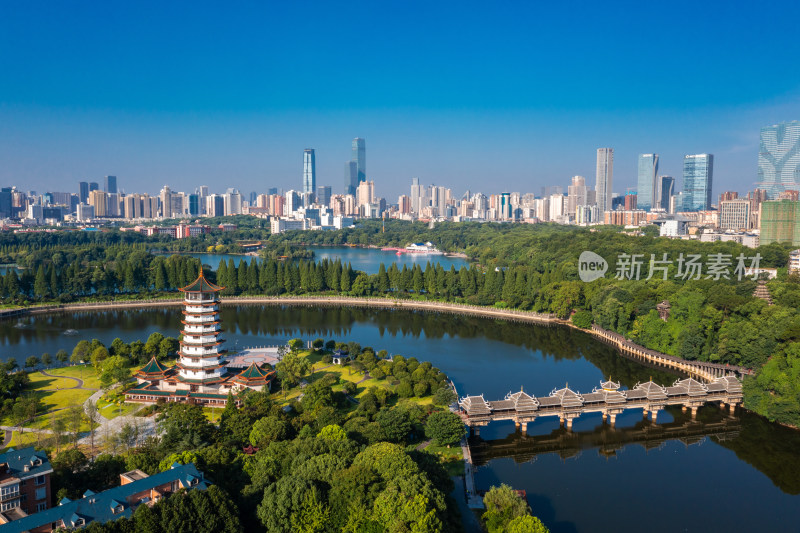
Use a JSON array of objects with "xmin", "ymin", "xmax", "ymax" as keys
[{"xmin": 125, "ymin": 270, "xmax": 274, "ymax": 406}]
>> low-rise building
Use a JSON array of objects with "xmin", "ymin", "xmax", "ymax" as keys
[
  {"xmin": 0, "ymin": 447, "xmax": 52, "ymax": 524},
  {"xmin": 2, "ymin": 463, "xmax": 207, "ymax": 533}
]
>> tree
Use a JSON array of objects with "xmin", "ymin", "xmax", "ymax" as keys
[
  {"xmin": 425, "ymin": 410, "xmax": 465, "ymax": 446},
  {"xmin": 482, "ymin": 484, "xmax": 533, "ymax": 533},
  {"xmin": 249, "ymin": 416, "xmax": 290, "ymax": 447},
  {"xmin": 157, "ymin": 403, "xmax": 214, "ymax": 452},
  {"xmin": 312, "ymin": 338, "xmax": 324, "ymax": 352},
  {"xmin": 85, "ymin": 400, "xmax": 100, "ymax": 456},
  {"xmin": 56, "ymin": 349, "xmax": 69, "ymax": 364},
  {"xmin": 317, "ymin": 424, "xmax": 347, "ymax": 441},
  {"xmin": 72, "ymin": 340, "xmax": 90, "ymax": 365},
  {"xmin": 90, "ymin": 345, "xmax": 109, "ymax": 371},
  {"xmin": 432, "ymin": 386, "xmax": 456, "ymax": 406},
  {"xmin": 507, "ymin": 515, "xmax": 550, "ymax": 533},
  {"xmin": 571, "ymin": 310, "xmax": 593, "ymax": 329},
  {"xmin": 24, "ymin": 356, "xmax": 39, "ymax": 370},
  {"xmin": 41, "ymin": 353, "xmax": 52, "ymax": 367},
  {"xmin": 275, "ymin": 352, "xmax": 311, "ymax": 387},
  {"xmin": 375, "ymin": 408, "xmax": 412, "ymax": 443},
  {"xmin": 34, "ymin": 264, "xmax": 49, "ymax": 299},
  {"xmin": 288, "ymin": 338, "xmax": 304, "ymax": 352}
]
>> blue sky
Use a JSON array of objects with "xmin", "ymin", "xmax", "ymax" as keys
[{"xmin": 2, "ymin": 1, "xmax": 800, "ymax": 200}]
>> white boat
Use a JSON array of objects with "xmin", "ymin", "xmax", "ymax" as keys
[{"xmin": 403, "ymin": 242, "xmax": 443, "ymax": 255}]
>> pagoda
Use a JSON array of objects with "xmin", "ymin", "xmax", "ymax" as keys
[
  {"xmin": 125, "ymin": 270, "xmax": 274, "ymax": 406},
  {"xmin": 176, "ymin": 270, "xmax": 227, "ymax": 393}
]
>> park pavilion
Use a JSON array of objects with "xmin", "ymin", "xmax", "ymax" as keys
[{"xmin": 124, "ymin": 271, "xmax": 275, "ymax": 406}]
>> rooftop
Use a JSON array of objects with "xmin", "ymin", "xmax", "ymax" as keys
[
  {"xmin": 0, "ymin": 447, "xmax": 52, "ymax": 484},
  {"xmin": 179, "ymin": 271, "xmax": 224, "ymax": 293}
]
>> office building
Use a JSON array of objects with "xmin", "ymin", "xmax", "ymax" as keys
[
  {"xmin": 206, "ymin": 194, "xmax": 224, "ymax": 217},
  {"xmin": 223, "ymin": 189, "xmax": 242, "ymax": 216},
  {"xmin": 88, "ymin": 190, "xmax": 107, "ymax": 217},
  {"xmin": 188, "ymin": 194, "xmax": 200, "ymax": 216},
  {"xmin": 303, "ymin": 149, "xmax": 316, "ymax": 198},
  {"xmin": 104, "ymin": 175, "xmax": 117, "ymax": 194},
  {"xmin": 719, "ymin": 199, "xmax": 750, "ymax": 230},
  {"xmin": 758, "ymin": 121, "xmax": 800, "ymax": 199},
  {"xmin": 89, "ymin": 182, "xmax": 99, "ymax": 193},
  {"xmin": 637, "ymin": 154, "xmax": 659, "ymax": 211},
  {"xmin": 316, "ymin": 185, "xmax": 332, "ymax": 207},
  {"xmin": 624, "ymin": 192, "xmax": 638, "ymax": 211},
  {"xmin": 344, "ymin": 161, "xmax": 358, "ymax": 195},
  {"xmin": 656, "ymin": 176, "xmax": 674, "ymax": 211},
  {"xmin": 567, "ymin": 176, "xmax": 587, "ymax": 216},
  {"xmin": 79, "ymin": 181, "xmax": 89, "ymax": 203},
  {"xmin": 760, "ymin": 199, "xmax": 800, "ymax": 246},
  {"xmin": 356, "ymin": 180, "xmax": 375, "ymax": 210},
  {"xmin": 595, "ymin": 148, "xmax": 614, "ymax": 213},
  {"xmin": 76, "ymin": 203, "xmax": 95, "ymax": 221},
  {"xmin": 500, "ymin": 192, "xmax": 512, "ymax": 220},
  {"xmin": 284, "ymin": 190, "xmax": 302, "ymax": 215},
  {"xmin": 352, "ymin": 137, "xmax": 366, "ymax": 184},
  {"xmin": 682, "ymin": 154, "xmax": 714, "ymax": 211}
]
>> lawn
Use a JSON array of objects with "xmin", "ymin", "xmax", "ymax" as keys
[
  {"xmin": 45, "ymin": 365, "xmax": 102, "ymax": 389},
  {"xmin": 97, "ymin": 395, "xmax": 140, "ymax": 419},
  {"xmin": 27, "ymin": 373, "xmax": 79, "ymax": 392}
]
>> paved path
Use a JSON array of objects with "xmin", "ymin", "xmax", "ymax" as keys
[
  {"xmin": 416, "ymin": 439, "xmax": 432, "ymax": 451},
  {"xmin": 1, "ymin": 429, "xmax": 11, "ymax": 448},
  {"xmin": 39, "ymin": 369, "xmax": 98, "ymax": 391},
  {"xmin": 79, "ymin": 390, "xmax": 156, "ymax": 447}
]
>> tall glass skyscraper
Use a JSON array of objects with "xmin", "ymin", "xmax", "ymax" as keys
[
  {"xmin": 595, "ymin": 148, "xmax": 614, "ymax": 213},
  {"xmin": 636, "ymin": 154, "xmax": 658, "ymax": 211},
  {"xmin": 758, "ymin": 121, "xmax": 800, "ymax": 199},
  {"xmin": 656, "ymin": 175, "xmax": 674, "ymax": 211},
  {"xmin": 682, "ymin": 154, "xmax": 714, "ymax": 211},
  {"xmin": 344, "ymin": 161, "xmax": 358, "ymax": 195},
  {"xmin": 104, "ymin": 175, "xmax": 117, "ymax": 194},
  {"xmin": 303, "ymin": 149, "xmax": 316, "ymax": 196},
  {"xmin": 352, "ymin": 138, "xmax": 366, "ymax": 184}
]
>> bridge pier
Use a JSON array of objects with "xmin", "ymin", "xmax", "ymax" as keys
[
  {"xmin": 521, "ymin": 422, "xmax": 528, "ymax": 435},
  {"xmin": 609, "ymin": 413, "xmax": 617, "ymax": 427},
  {"xmin": 729, "ymin": 403, "xmax": 736, "ymax": 415},
  {"xmin": 682, "ymin": 406, "xmax": 687, "ymax": 413},
  {"xmin": 650, "ymin": 409, "xmax": 659, "ymax": 423},
  {"xmin": 690, "ymin": 406, "xmax": 698, "ymax": 420}
]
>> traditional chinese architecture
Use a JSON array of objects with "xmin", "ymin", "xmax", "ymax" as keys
[
  {"xmin": 458, "ymin": 376, "xmax": 743, "ymax": 433},
  {"xmin": 656, "ymin": 300, "xmax": 671, "ymax": 321},
  {"xmin": 125, "ymin": 271, "xmax": 275, "ymax": 406}
]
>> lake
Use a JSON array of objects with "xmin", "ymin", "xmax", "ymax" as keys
[
  {"xmin": 168, "ymin": 246, "xmax": 469, "ymax": 274},
  {"xmin": 1, "ymin": 305, "xmax": 798, "ymax": 533}
]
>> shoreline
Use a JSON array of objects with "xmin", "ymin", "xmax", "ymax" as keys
[{"xmin": 1, "ymin": 295, "xmax": 747, "ymax": 382}]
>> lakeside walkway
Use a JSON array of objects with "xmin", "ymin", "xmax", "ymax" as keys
[{"xmin": 0, "ymin": 295, "xmax": 751, "ymax": 383}]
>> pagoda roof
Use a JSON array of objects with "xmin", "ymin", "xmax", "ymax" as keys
[
  {"xmin": 230, "ymin": 363, "xmax": 276, "ymax": 386},
  {"xmin": 459, "ymin": 395, "xmax": 491, "ymax": 415},
  {"xmin": 505, "ymin": 389, "xmax": 539, "ymax": 411},
  {"xmin": 137, "ymin": 357, "xmax": 169, "ymax": 375},
  {"xmin": 549, "ymin": 385, "xmax": 584, "ymax": 407},
  {"xmin": 670, "ymin": 377, "xmax": 708, "ymax": 397},
  {"xmin": 634, "ymin": 380, "xmax": 668, "ymax": 400},
  {"xmin": 180, "ymin": 271, "xmax": 224, "ymax": 293}
]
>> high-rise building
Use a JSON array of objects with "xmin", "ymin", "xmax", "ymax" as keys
[
  {"xmin": 89, "ymin": 182, "xmax": 99, "ymax": 193},
  {"xmin": 398, "ymin": 195, "xmax": 411, "ymax": 214},
  {"xmin": 356, "ymin": 180, "xmax": 375, "ymax": 209},
  {"xmin": 682, "ymin": 154, "xmax": 714, "ymax": 211},
  {"xmin": 223, "ymin": 188, "xmax": 242, "ymax": 215},
  {"xmin": 206, "ymin": 194, "xmax": 224, "ymax": 217},
  {"xmin": 719, "ymin": 199, "xmax": 750, "ymax": 230},
  {"xmin": 595, "ymin": 148, "xmax": 614, "ymax": 213},
  {"xmin": 624, "ymin": 192, "xmax": 638, "ymax": 211},
  {"xmin": 79, "ymin": 181, "xmax": 89, "ymax": 203},
  {"xmin": 316, "ymin": 185, "xmax": 332, "ymax": 207},
  {"xmin": 719, "ymin": 191, "xmax": 739, "ymax": 203},
  {"xmin": 656, "ymin": 176, "xmax": 674, "ymax": 211},
  {"xmin": 500, "ymin": 192, "xmax": 512, "ymax": 220},
  {"xmin": 410, "ymin": 177, "xmax": 422, "ymax": 214},
  {"xmin": 760, "ymin": 199, "xmax": 800, "ymax": 245},
  {"xmin": 637, "ymin": 154, "xmax": 659, "ymax": 211},
  {"xmin": 567, "ymin": 176, "xmax": 587, "ymax": 216},
  {"xmin": 303, "ymin": 149, "xmax": 316, "ymax": 198},
  {"xmin": 284, "ymin": 190, "xmax": 302, "ymax": 215},
  {"xmin": 267, "ymin": 187, "xmax": 278, "ymax": 196},
  {"xmin": 352, "ymin": 138, "xmax": 366, "ymax": 184},
  {"xmin": 344, "ymin": 161, "xmax": 358, "ymax": 195},
  {"xmin": 104, "ymin": 175, "xmax": 117, "ymax": 194},
  {"xmin": 189, "ymin": 194, "xmax": 200, "ymax": 216},
  {"xmin": 88, "ymin": 190, "xmax": 107, "ymax": 217},
  {"xmin": 757, "ymin": 121, "xmax": 800, "ymax": 199}
]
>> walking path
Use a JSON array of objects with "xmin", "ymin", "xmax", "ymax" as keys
[{"xmin": 38, "ymin": 369, "xmax": 99, "ymax": 391}]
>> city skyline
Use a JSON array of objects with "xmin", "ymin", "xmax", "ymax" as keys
[{"xmin": 2, "ymin": 3, "xmax": 800, "ymax": 199}]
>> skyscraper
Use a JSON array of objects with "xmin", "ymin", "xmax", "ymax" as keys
[
  {"xmin": 656, "ymin": 176, "xmax": 674, "ymax": 211},
  {"xmin": 79, "ymin": 181, "xmax": 89, "ymax": 204},
  {"xmin": 637, "ymin": 154, "xmax": 659, "ymax": 211},
  {"xmin": 303, "ymin": 149, "xmax": 316, "ymax": 198},
  {"xmin": 104, "ymin": 175, "xmax": 117, "ymax": 194},
  {"xmin": 595, "ymin": 148, "xmax": 614, "ymax": 213},
  {"xmin": 567, "ymin": 175, "xmax": 587, "ymax": 216},
  {"xmin": 682, "ymin": 154, "xmax": 714, "ymax": 211},
  {"xmin": 89, "ymin": 182, "xmax": 99, "ymax": 193},
  {"xmin": 352, "ymin": 138, "xmax": 366, "ymax": 184},
  {"xmin": 345, "ymin": 161, "xmax": 358, "ymax": 195},
  {"xmin": 757, "ymin": 121, "xmax": 800, "ymax": 199},
  {"xmin": 316, "ymin": 185, "xmax": 332, "ymax": 206}
]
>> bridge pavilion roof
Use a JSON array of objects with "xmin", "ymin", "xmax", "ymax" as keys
[
  {"xmin": 707, "ymin": 376, "xmax": 742, "ymax": 393},
  {"xmin": 600, "ymin": 379, "xmax": 620, "ymax": 391},
  {"xmin": 667, "ymin": 377, "xmax": 708, "ymax": 397},
  {"xmin": 459, "ymin": 395, "xmax": 491, "ymax": 415},
  {"xmin": 589, "ymin": 383, "xmax": 627, "ymax": 404},
  {"xmin": 547, "ymin": 386, "xmax": 584, "ymax": 407},
  {"xmin": 505, "ymin": 389, "xmax": 539, "ymax": 411},
  {"xmin": 632, "ymin": 381, "xmax": 668, "ymax": 400}
]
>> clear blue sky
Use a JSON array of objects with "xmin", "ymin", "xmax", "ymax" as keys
[{"xmin": 2, "ymin": 1, "xmax": 800, "ymax": 201}]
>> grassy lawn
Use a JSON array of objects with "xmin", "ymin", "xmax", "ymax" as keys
[
  {"xmin": 4, "ymin": 430, "xmax": 41, "ymax": 450},
  {"xmin": 97, "ymin": 395, "xmax": 139, "ymax": 419},
  {"xmin": 203, "ymin": 407, "xmax": 224, "ymax": 424},
  {"xmin": 27, "ymin": 373, "xmax": 78, "ymax": 391},
  {"xmin": 45, "ymin": 365, "xmax": 102, "ymax": 389}
]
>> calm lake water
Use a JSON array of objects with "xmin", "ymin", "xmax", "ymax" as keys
[
  {"xmin": 173, "ymin": 246, "xmax": 469, "ymax": 274},
  {"xmin": 1, "ymin": 305, "xmax": 798, "ymax": 533}
]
